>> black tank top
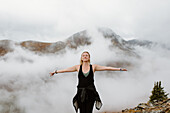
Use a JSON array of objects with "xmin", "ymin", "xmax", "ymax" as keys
[{"xmin": 77, "ymin": 64, "xmax": 94, "ymax": 88}]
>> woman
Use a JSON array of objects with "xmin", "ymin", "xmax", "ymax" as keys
[{"xmin": 50, "ymin": 51, "xmax": 127, "ymax": 113}]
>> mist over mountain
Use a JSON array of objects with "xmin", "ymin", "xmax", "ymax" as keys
[
  {"xmin": 0, "ymin": 27, "xmax": 156, "ymax": 67},
  {"xmin": 0, "ymin": 28, "xmax": 170, "ymax": 113},
  {"xmin": 0, "ymin": 27, "xmax": 166, "ymax": 57}
]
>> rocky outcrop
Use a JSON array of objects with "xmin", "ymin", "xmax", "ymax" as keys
[
  {"xmin": 122, "ymin": 98, "xmax": 170, "ymax": 113},
  {"xmin": 0, "ymin": 40, "xmax": 14, "ymax": 56},
  {"xmin": 66, "ymin": 30, "xmax": 91, "ymax": 49},
  {"xmin": 20, "ymin": 41, "xmax": 52, "ymax": 53},
  {"xmin": 20, "ymin": 40, "xmax": 66, "ymax": 53}
]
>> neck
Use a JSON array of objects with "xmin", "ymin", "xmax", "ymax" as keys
[{"xmin": 82, "ymin": 62, "xmax": 90, "ymax": 66}]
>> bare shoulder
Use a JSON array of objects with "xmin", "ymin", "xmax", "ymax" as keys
[
  {"xmin": 75, "ymin": 65, "xmax": 80, "ymax": 72},
  {"xmin": 75, "ymin": 65, "xmax": 80, "ymax": 68},
  {"xmin": 92, "ymin": 64, "xmax": 99, "ymax": 68},
  {"xmin": 92, "ymin": 64, "xmax": 98, "ymax": 72}
]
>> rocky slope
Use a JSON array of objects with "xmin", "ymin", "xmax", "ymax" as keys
[
  {"xmin": 122, "ymin": 98, "xmax": 170, "ymax": 113},
  {"xmin": 0, "ymin": 40, "xmax": 14, "ymax": 56},
  {"xmin": 101, "ymin": 99, "xmax": 170, "ymax": 113}
]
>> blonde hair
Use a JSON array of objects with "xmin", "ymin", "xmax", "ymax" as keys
[{"xmin": 80, "ymin": 51, "xmax": 90, "ymax": 65}]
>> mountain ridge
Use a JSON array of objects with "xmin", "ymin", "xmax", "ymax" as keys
[{"xmin": 0, "ymin": 28, "xmax": 165, "ymax": 57}]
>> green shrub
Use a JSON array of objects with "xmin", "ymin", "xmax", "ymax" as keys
[{"xmin": 149, "ymin": 81, "xmax": 169, "ymax": 103}]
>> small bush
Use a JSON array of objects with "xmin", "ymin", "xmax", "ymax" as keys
[{"xmin": 149, "ymin": 81, "xmax": 169, "ymax": 103}]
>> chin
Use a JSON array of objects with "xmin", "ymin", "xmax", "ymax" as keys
[{"xmin": 83, "ymin": 60, "xmax": 89, "ymax": 62}]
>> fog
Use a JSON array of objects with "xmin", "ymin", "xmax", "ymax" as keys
[
  {"xmin": 0, "ymin": 30, "xmax": 170, "ymax": 113},
  {"xmin": 0, "ymin": 0, "xmax": 170, "ymax": 44}
]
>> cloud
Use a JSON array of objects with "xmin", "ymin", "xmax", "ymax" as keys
[
  {"xmin": 0, "ymin": 0, "xmax": 170, "ymax": 43},
  {"xmin": 0, "ymin": 30, "xmax": 170, "ymax": 112}
]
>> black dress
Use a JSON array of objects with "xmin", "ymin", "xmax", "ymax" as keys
[{"xmin": 73, "ymin": 64, "xmax": 102, "ymax": 113}]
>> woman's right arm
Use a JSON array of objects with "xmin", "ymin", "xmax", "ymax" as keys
[{"xmin": 50, "ymin": 65, "xmax": 79, "ymax": 77}]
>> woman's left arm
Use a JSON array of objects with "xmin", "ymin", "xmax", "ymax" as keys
[{"xmin": 93, "ymin": 64, "xmax": 127, "ymax": 72}]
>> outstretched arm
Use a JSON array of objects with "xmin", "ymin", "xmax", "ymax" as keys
[
  {"xmin": 50, "ymin": 65, "xmax": 78, "ymax": 77},
  {"xmin": 93, "ymin": 64, "xmax": 127, "ymax": 72}
]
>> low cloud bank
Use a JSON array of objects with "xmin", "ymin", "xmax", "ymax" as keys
[{"xmin": 0, "ymin": 31, "xmax": 170, "ymax": 113}]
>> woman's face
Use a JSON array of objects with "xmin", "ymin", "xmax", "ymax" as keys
[{"xmin": 81, "ymin": 52, "xmax": 90, "ymax": 62}]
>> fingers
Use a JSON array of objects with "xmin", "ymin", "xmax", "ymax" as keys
[
  {"xmin": 123, "ymin": 69, "xmax": 127, "ymax": 71},
  {"xmin": 49, "ymin": 72, "xmax": 54, "ymax": 77}
]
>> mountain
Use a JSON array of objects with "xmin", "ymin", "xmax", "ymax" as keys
[{"xmin": 0, "ymin": 27, "xmax": 164, "ymax": 57}]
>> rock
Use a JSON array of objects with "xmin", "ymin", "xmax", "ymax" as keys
[
  {"xmin": 137, "ymin": 103, "xmax": 149, "ymax": 109},
  {"xmin": 0, "ymin": 40, "xmax": 14, "ymax": 56},
  {"xmin": 66, "ymin": 30, "xmax": 91, "ymax": 49},
  {"xmin": 122, "ymin": 98, "xmax": 170, "ymax": 113}
]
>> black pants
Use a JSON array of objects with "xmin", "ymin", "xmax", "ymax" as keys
[{"xmin": 79, "ymin": 100, "xmax": 95, "ymax": 113}]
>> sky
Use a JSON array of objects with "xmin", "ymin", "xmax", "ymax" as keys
[
  {"xmin": 0, "ymin": 0, "xmax": 170, "ymax": 44},
  {"xmin": 0, "ymin": 1, "xmax": 170, "ymax": 113}
]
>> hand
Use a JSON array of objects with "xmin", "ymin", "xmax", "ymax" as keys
[
  {"xmin": 122, "ymin": 68, "xmax": 127, "ymax": 71},
  {"xmin": 49, "ymin": 72, "xmax": 55, "ymax": 77}
]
